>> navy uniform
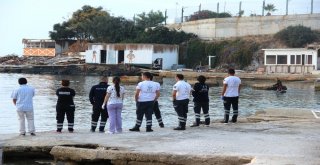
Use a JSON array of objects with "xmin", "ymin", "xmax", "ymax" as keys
[
  {"xmin": 153, "ymin": 81, "xmax": 164, "ymax": 128},
  {"xmin": 130, "ymin": 80, "xmax": 160, "ymax": 132},
  {"xmin": 56, "ymin": 87, "xmax": 76, "ymax": 132},
  {"xmin": 192, "ymin": 82, "xmax": 210, "ymax": 126},
  {"xmin": 173, "ymin": 79, "xmax": 192, "ymax": 130},
  {"xmin": 89, "ymin": 82, "xmax": 109, "ymax": 132}
]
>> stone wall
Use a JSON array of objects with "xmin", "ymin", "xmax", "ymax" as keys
[{"xmin": 167, "ymin": 14, "xmax": 320, "ymax": 40}]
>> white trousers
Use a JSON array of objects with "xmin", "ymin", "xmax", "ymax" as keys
[{"xmin": 17, "ymin": 111, "xmax": 35, "ymax": 134}]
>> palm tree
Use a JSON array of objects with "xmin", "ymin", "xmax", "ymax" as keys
[{"xmin": 264, "ymin": 4, "xmax": 277, "ymax": 16}]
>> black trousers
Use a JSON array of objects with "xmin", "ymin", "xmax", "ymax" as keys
[
  {"xmin": 56, "ymin": 105, "xmax": 75, "ymax": 131},
  {"xmin": 91, "ymin": 105, "xmax": 108, "ymax": 131},
  {"xmin": 153, "ymin": 101, "xmax": 163, "ymax": 125},
  {"xmin": 194, "ymin": 101, "xmax": 210, "ymax": 125},
  {"xmin": 174, "ymin": 99, "xmax": 189, "ymax": 128},
  {"xmin": 135, "ymin": 101, "xmax": 154, "ymax": 128},
  {"xmin": 223, "ymin": 96, "xmax": 239, "ymax": 123}
]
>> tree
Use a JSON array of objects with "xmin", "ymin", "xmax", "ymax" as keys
[
  {"xmin": 264, "ymin": 4, "xmax": 277, "ymax": 16},
  {"xmin": 188, "ymin": 10, "xmax": 232, "ymax": 21},
  {"xmin": 49, "ymin": 22, "xmax": 76, "ymax": 40},
  {"xmin": 134, "ymin": 10, "xmax": 166, "ymax": 29},
  {"xmin": 275, "ymin": 25, "xmax": 317, "ymax": 47}
]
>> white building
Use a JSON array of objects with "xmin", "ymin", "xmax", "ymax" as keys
[
  {"xmin": 263, "ymin": 47, "xmax": 320, "ymax": 74},
  {"xmin": 85, "ymin": 43, "xmax": 179, "ymax": 70}
]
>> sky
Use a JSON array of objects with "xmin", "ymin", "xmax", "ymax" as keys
[{"xmin": 0, "ymin": 0, "xmax": 319, "ymax": 56}]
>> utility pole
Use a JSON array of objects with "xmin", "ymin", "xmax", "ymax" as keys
[
  {"xmin": 208, "ymin": 56, "xmax": 216, "ymax": 69},
  {"xmin": 165, "ymin": 9, "xmax": 167, "ymax": 25},
  {"xmin": 217, "ymin": 2, "xmax": 220, "ymax": 14},
  {"xmin": 311, "ymin": 0, "xmax": 314, "ymax": 14},
  {"xmin": 198, "ymin": 3, "xmax": 201, "ymax": 20},
  {"xmin": 239, "ymin": 1, "xmax": 242, "ymax": 17},
  {"xmin": 262, "ymin": 0, "xmax": 265, "ymax": 16},
  {"xmin": 286, "ymin": 0, "xmax": 289, "ymax": 15},
  {"xmin": 181, "ymin": 7, "xmax": 184, "ymax": 23},
  {"xmin": 133, "ymin": 14, "xmax": 136, "ymax": 25}
]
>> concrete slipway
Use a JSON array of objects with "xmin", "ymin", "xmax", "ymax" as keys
[{"xmin": 1, "ymin": 108, "xmax": 320, "ymax": 165}]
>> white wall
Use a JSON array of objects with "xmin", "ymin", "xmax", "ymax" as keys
[
  {"xmin": 85, "ymin": 44, "xmax": 103, "ymax": 64},
  {"xmin": 153, "ymin": 50, "xmax": 178, "ymax": 70},
  {"xmin": 167, "ymin": 14, "xmax": 320, "ymax": 39},
  {"xmin": 123, "ymin": 49, "xmax": 153, "ymax": 64}
]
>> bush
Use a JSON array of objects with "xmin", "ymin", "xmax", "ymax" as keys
[{"xmin": 275, "ymin": 25, "xmax": 317, "ymax": 48}]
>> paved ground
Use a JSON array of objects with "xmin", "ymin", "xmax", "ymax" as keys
[{"xmin": 1, "ymin": 108, "xmax": 320, "ymax": 165}]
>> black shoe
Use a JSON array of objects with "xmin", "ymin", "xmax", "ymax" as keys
[
  {"xmin": 99, "ymin": 130, "xmax": 105, "ymax": 133},
  {"xmin": 173, "ymin": 126, "xmax": 185, "ymax": 130},
  {"xmin": 146, "ymin": 128, "xmax": 153, "ymax": 132},
  {"xmin": 90, "ymin": 129, "xmax": 95, "ymax": 133},
  {"xmin": 30, "ymin": 133, "xmax": 36, "ymax": 136},
  {"xmin": 220, "ymin": 120, "xmax": 228, "ymax": 124},
  {"xmin": 159, "ymin": 123, "xmax": 164, "ymax": 128},
  {"xmin": 20, "ymin": 133, "xmax": 26, "ymax": 136},
  {"xmin": 129, "ymin": 126, "xmax": 140, "ymax": 132}
]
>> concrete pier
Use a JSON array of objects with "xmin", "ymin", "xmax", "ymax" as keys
[{"xmin": 1, "ymin": 108, "xmax": 320, "ymax": 165}]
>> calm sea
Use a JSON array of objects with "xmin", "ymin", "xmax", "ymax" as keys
[{"xmin": 1, "ymin": 73, "xmax": 319, "ymax": 134}]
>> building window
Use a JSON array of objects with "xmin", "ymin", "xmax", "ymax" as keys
[
  {"xmin": 307, "ymin": 55, "xmax": 312, "ymax": 64},
  {"xmin": 277, "ymin": 55, "xmax": 287, "ymax": 64},
  {"xmin": 296, "ymin": 55, "xmax": 301, "ymax": 64},
  {"xmin": 290, "ymin": 55, "xmax": 295, "ymax": 64},
  {"xmin": 266, "ymin": 55, "xmax": 276, "ymax": 64}
]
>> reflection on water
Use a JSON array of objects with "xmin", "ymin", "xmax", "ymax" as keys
[{"xmin": 1, "ymin": 73, "xmax": 319, "ymax": 134}]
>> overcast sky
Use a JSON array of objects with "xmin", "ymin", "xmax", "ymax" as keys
[{"xmin": 0, "ymin": 0, "xmax": 319, "ymax": 56}]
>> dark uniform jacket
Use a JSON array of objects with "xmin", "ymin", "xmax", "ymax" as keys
[
  {"xmin": 89, "ymin": 82, "xmax": 109, "ymax": 107},
  {"xmin": 56, "ymin": 87, "xmax": 76, "ymax": 108},
  {"xmin": 192, "ymin": 82, "xmax": 209, "ymax": 102}
]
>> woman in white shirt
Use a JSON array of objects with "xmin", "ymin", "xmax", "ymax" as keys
[{"xmin": 102, "ymin": 77, "xmax": 125, "ymax": 134}]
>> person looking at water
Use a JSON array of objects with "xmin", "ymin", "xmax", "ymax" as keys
[
  {"xmin": 101, "ymin": 77, "xmax": 125, "ymax": 134},
  {"xmin": 129, "ymin": 72, "xmax": 160, "ymax": 132},
  {"xmin": 11, "ymin": 77, "xmax": 36, "ymax": 136},
  {"xmin": 89, "ymin": 77, "xmax": 109, "ymax": 133},
  {"xmin": 172, "ymin": 74, "xmax": 192, "ymax": 130},
  {"xmin": 221, "ymin": 68, "xmax": 241, "ymax": 124},
  {"xmin": 56, "ymin": 80, "xmax": 76, "ymax": 133},
  {"xmin": 150, "ymin": 75, "xmax": 164, "ymax": 128},
  {"xmin": 191, "ymin": 75, "xmax": 210, "ymax": 127}
]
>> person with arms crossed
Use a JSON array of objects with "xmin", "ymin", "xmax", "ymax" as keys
[
  {"xmin": 11, "ymin": 77, "xmax": 36, "ymax": 136},
  {"xmin": 221, "ymin": 68, "xmax": 241, "ymax": 124},
  {"xmin": 129, "ymin": 72, "xmax": 160, "ymax": 132},
  {"xmin": 172, "ymin": 74, "xmax": 192, "ymax": 130}
]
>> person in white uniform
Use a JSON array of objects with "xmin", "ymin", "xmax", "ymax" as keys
[
  {"xmin": 172, "ymin": 74, "xmax": 192, "ymax": 130},
  {"xmin": 11, "ymin": 77, "xmax": 36, "ymax": 136},
  {"xmin": 221, "ymin": 68, "xmax": 241, "ymax": 123},
  {"xmin": 129, "ymin": 72, "xmax": 160, "ymax": 132}
]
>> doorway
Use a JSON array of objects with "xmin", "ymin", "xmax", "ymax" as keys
[
  {"xmin": 100, "ymin": 50, "xmax": 106, "ymax": 64},
  {"xmin": 118, "ymin": 50, "xmax": 124, "ymax": 64},
  {"xmin": 317, "ymin": 49, "xmax": 320, "ymax": 70}
]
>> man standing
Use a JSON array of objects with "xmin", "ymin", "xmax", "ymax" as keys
[
  {"xmin": 11, "ymin": 78, "xmax": 36, "ymax": 136},
  {"xmin": 172, "ymin": 74, "xmax": 192, "ymax": 130},
  {"xmin": 191, "ymin": 75, "xmax": 210, "ymax": 127},
  {"xmin": 89, "ymin": 77, "xmax": 109, "ymax": 132},
  {"xmin": 129, "ymin": 72, "xmax": 160, "ymax": 132},
  {"xmin": 221, "ymin": 68, "xmax": 241, "ymax": 123}
]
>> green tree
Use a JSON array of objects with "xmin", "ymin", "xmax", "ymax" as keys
[
  {"xmin": 188, "ymin": 10, "xmax": 232, "ymax": 21},
  {"xmin": 134, "ymin": 10, "xmax": 166, "ymax": 29},
  {"xmin": 49, "ymin": 21, "xmax": 76, "ymax": 40},
  {"xmin": 264, "ymin": 4, "xmax": 277, "ymax": 16},
  {"xmin": 275, "ymin": 25, "xmax": 317, "ymax": 47}
]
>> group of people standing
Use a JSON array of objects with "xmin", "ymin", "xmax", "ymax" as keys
[{"xmin": 11, "ymin": 68, "xmax": 241, "ymax": 136}]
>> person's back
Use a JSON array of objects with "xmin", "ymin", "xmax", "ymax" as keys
[
  {"xmin": 174, "ymin": 80, "xmax": 192, "ymax": 101},
  {"xmin": 89, "ymin": 82, "xmax": 109, "ymax": 106},
  {"xmin": 14, "ymin": 85, "xmax": 35, "ymax": 111},
  {"xmin": 192, "ymin": 82, "xmax": 209, "ymax": 102},
  {"xmin": 56, "ymin": 87, "xmax": 75, "ymax": 106},
  {"xmin": 223, "ymin": 76, "xmax": 241, "ymax": 97},
  {"xmin": 137, "ymin": 80, "xmax": 158, "ymax": 102}
]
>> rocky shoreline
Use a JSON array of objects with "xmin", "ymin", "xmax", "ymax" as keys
[{"xmin": 1, "ymin": 108, "xmax": 320, "ymax": 165}]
